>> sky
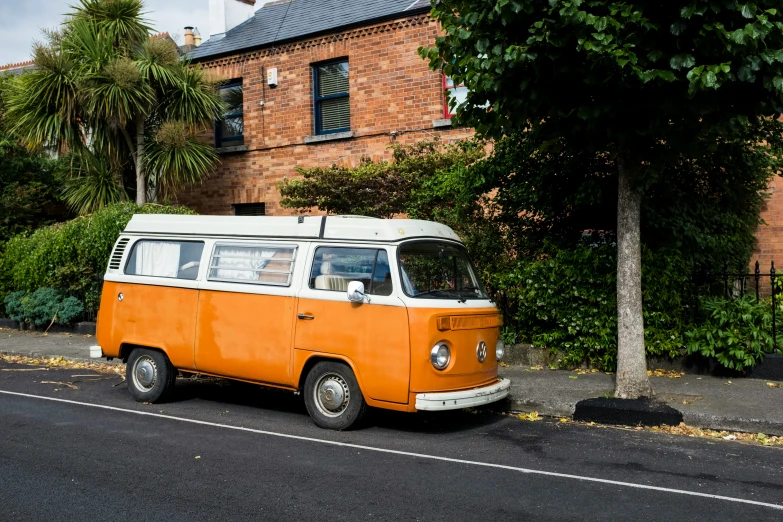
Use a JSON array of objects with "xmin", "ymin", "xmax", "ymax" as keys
[{"xmin": 0, "ymin": 0, "xmax": 214, "ymax": 66}]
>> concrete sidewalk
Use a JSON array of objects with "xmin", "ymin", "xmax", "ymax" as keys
[
  {"xmin": 500, "ymin": 365, "xmax": 783, "ymax": 436},
  {"xmin": 2, "ymin": 327, "xmax": 782, "ymax": 435}
]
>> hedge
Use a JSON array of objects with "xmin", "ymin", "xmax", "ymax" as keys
[{"xmin": 0, "ymin": 202, "xmax": 196, "ymax": 319}]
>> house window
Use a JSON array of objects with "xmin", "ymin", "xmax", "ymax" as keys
[
  {"xmin": 125, "ymin": 240, "xmax": 205, "ymax": 280},
  {"xmin": 216, "ymin": 80, "xmax": 244, "ymax": 147},
  {"xmin": 314, "ymin": 60, "xmax": 350, "ymax": 135},
  {"xmin": 444, "ymin": 75, "xmax": 468, "ymax": 119},
  {"xmin": 233, "ymin": 203, "xmax": 266, "ymax": 216}
]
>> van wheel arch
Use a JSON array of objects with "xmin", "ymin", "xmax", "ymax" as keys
[
  {"xmin": 298, "ymin": 356, "xmax": 361, "ymax": 393},
  {"xmin": 119, "ymin": 343, "xmax": 168, "ymax": 363}
]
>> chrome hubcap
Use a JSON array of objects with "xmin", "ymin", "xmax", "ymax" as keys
[
  {"xmin": 314, "ymin": 373, "xmax": 350, "ymax": 418},
  {"xmin": 133, "ymin": 356, "xmax": 157, "ymax": 391}
]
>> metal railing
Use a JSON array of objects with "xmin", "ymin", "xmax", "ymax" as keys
[{"xmin": 696, "ymin": 260, "xmax": 779, "ymax": 353}]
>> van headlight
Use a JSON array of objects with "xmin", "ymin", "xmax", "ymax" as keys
[
  {"xmin": 430, "ymin": 342, "xmax": 451, "ymax": 370},
  {"xmin": 496, "ymin": 339, "xmax": 505, "ymax": 361}
]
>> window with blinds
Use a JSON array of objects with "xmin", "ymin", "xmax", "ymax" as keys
[
  {"xmin": 216, "ymin": 79, "xmax": 244, "ymax": 147},
  {"xmin": 314, "ymin": 60, "xmax": 350, "ymax": 135}
]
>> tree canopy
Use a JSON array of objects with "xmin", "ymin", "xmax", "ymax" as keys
[
  {"xmin": 421, "ymin": 0, "xmax": 783, "ymax": 398},
  {"xmin": 3, "ymin": 0, "xmax": 223, "ymax": 212}
]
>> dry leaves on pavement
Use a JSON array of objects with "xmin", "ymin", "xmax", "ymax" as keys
[
  {"xmin": 647, "ymin": 369, "xmax": 685, "ymax": 378},
  {"xmin": 0, "ymin": 354, "xmax": 124, "ymax": 376}
]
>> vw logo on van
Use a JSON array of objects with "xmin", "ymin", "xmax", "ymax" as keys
[{"xmin": 476, "ymin": 341, "xmax": 487, "ymax": 363}]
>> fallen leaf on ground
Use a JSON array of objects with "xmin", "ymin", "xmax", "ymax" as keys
[
  {"xmin": 648, "ymin": 369, "xmax": 684, "ymax": 378},
  {"xmin": 568, "ymin": 375, "xmax": 578, "ymax": 379},
  {"xmin": 40, "ymin": 380, "xmax": 78, "ymax": 390},
  {"xmin": 518, "ymin": 412, "xmax": 542, "ymax": 422},
  {"xmin": 529, "ymin": 365, "xmax": 543, "ymax": 371},
  {"xmin": 767, "ymin": 382, "xmax": 781, "ymax": 388},
  {"xmin": 0, "ymin": 354, "xmax": 124, "ymax": 376}
]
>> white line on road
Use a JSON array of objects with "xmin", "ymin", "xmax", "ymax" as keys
[{"xmin": 1, "ymin": 389, "xmax": 781, "ymax": 511}]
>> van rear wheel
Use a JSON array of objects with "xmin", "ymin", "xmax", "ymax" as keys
[
  {"xmin": 126, "ymin": 348, "xmax": 176, "ymax": 403},
  {"xmin": 304, "ymin": 361, "xmax": 367, "ymax": 430}
]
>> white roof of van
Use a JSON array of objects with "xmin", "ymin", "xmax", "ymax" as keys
[{"xmin": 123, "ymin": 214, "xmax": 462, "ymax": 243}]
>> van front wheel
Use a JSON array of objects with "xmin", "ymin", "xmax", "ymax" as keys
[
  {"xmin": 126, "ymin": 348, "xmax": 176, "ymax": 403},
  {"xmin": 304, "ymin": 361, "xmax": 367, "ymax": 430}
]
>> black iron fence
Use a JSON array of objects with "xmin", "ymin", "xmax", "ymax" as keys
[{"xmin": 696, "ymin": 260, "xmax": 779, "ymax": 354}]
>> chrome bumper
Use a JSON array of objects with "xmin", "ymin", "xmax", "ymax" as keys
[
  {"xmin": 415, "ymin": 378, "xmax": 511, "ymax": 411},
  {"xmin": 89, "ymin": 345, "xmax": 103, "ymax": 359}
]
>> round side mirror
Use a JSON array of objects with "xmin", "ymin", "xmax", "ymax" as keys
[{"xmin": 347, "ymin": 281, "xmax": 366, "ymax": 303}]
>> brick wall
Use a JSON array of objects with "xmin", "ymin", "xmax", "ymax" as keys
[
  {"xmin": 753, "ymin": 175, "xmax": 783, "ymax": 275},
  {"xmin": 175, "ymin": 13, "xmax": 472, "ymax": 215}
]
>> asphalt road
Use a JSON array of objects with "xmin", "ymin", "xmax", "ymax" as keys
[{"xmin": 1, "ymin": 360, "xmax": 782, "ymax": 521}]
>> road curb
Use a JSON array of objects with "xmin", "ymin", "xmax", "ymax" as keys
[
  {"xmin": 681, "ymin": 412, "xmax": 783, "ymax": 437},
  {"xmin": 573, "ymin": 398, "xmax": 683, "ymax": 427}
]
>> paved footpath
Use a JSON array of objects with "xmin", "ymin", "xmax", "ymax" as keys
[{"xmin": 2, "ymin": 327, "xmax": 783, "ymax": 435}]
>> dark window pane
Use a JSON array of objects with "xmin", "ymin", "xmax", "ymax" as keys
[
  {"xmin": 221, "ymin": 117, "xmax": 244, "ymax": 139},
  {"xmin": 233, "ymin": 203, "xmax": 266, "ymax": 216},
  {"xmin": 319, "ymin": 97, "xmax": 350, "ymax": 132},
  {"xmin": 371, "ymin": 250, "xmax": 393, "ymax": 296},
  {"xmin": 317, "ymin": 62, "xmax": 349, "ymax": 97},
  {"xmin": 221, "ymin": 84, "xmax": 243, "ymax": 115}
]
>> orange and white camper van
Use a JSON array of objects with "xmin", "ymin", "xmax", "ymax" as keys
[{"xmin": 91, "ymin": 215, "xmax": 510, "ymax": 429}]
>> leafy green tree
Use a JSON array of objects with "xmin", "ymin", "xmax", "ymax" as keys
[
  {"xmin": 4, "ymin": 0, "xmax": 222, "ymax": 211},
  {"xmin": 0, "ymin": 75, "xmax": 70, "ymax": 242},
  {"xmin": 421, "ymin": 0, "xmax": 783, "ymax": 398}
]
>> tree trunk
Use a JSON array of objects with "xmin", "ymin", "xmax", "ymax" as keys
[
  {"xmin": 135, "ymin": 116, "xmax": 146, "ymax": 205},
  {"xmin": 614, "ymin": 154, "xmax": 653, "ymax": 399}
]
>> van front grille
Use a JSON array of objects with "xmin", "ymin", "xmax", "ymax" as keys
[{"xmin": 109, "ymin": 238, "xmax": 130, "ymax": 270}]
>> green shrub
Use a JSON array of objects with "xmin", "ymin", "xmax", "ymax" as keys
[
  {"xmin": 685, "ymin": 296, "xmax": 780, "ymax": 371},
  {"xmin": 4, "ymin": 288, "xmax": 84, "ymax": 327},
  {"xmin": 502, "ymin": 242, "xmax": 691, "ymax": 371},
  {"xmin": 0, "ymin": 202, "xmax": 196, "ymax": 317}
]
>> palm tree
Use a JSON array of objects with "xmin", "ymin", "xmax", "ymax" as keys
[{"xmin": 4, "ymin": 0, "xmax": 223, "ymax": 211}]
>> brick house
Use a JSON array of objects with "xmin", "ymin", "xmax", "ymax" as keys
[{"xmin": 178, "ymin": 0, "xmax": 470, "ymax": 216}]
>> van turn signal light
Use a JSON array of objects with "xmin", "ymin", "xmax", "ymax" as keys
[{"xmin": 437, "ymin": 316, "xmax": 451, "ymax": 331}]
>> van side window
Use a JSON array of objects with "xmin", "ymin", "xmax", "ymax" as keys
[
  {"xmin": 310, "ymin": 248, "xmax": 393, "ymax": 296},
  {"xmin": 208, "ymin": 243, "xmax": 297, "ymax": 286},
  {"xmin": 125, "ymin": 240, "xmax": 205, "ymax": 280}
]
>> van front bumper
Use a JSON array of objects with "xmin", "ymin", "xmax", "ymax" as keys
[
  {"xmin": 415, "ymin": 378, "xmax": 511, "ymax": 411},
  {"xmin": 89, "ymin": 345, "xmax": 103, "ymax": 359}
]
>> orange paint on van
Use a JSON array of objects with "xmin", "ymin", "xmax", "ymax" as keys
[
  {"xmin": 294, "ymin": 298, "xmax": 411, "ymax": 403},
  {"xmin": 407, "ymin": 308, "xmax": 500, "ymax": 393},
  {"xmin": 96, "ymin": 281, "xmax": 199, "ymax": 369},
  {"xmin": 194, "ymin": 290, "xmax": 296, "ymax": 385}
]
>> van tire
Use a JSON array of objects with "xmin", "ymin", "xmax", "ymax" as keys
[
  {"xmin": 304, "ymin": 361, "xmax": 367, "ymax": 430},
  {"xmin": 126, "ymin": 348, "xmax": 176, "ymax": 403}
]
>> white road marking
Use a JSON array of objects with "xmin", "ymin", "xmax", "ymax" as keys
[{"xmin": 1, "ymin": 389, "xmax": 781, "ymax": 511}]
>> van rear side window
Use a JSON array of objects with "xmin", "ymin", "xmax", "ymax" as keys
[
  {"xmin": 125, "ymin": 240, "xmax": 205, "ymax": 280},
  {"xmin": 208, "ymin": 243, "xmax": 297, "ymax": 286}
]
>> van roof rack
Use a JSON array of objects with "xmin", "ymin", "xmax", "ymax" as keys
[{"xmin": 123, "ymin": 214, "xmax": 460, "ymax": 243}]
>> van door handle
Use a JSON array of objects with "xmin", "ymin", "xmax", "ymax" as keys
[{"xmin": 297, "ymin": 313, "xmax": 314, "ymax": 320}]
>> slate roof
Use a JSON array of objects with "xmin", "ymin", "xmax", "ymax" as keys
[{"xmin": 188, "ymin": 0, "xmax": 432, "ymax": 61}]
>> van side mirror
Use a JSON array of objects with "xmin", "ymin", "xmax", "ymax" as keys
[{"xmin": 347, "ymin": 281, "xmax": 370, "ymax": 303}]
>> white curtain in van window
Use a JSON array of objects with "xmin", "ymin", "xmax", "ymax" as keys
[
  {"xmin": 135, "ymin": 241, "xmax": 181, "ymax": 277},
  {"xmin": 213, "ymin": 247, "xmax": 278, "ymax": 280}
]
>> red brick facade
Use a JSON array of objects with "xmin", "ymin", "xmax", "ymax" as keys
[
  {"xmin": 176, "ymin": 12, "xmax": 472, "ymax": 215},
  {"xmin": 754, "ymin": 175, "xmax": 783, "ymax": 273}
]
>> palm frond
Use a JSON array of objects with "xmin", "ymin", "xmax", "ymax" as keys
[
  {"xmin": 164, "ymin": 63, "xmax": 224, "ymax": 127},
  {"xmin": 144, "ymin": 120, "xmax": 219, "ymax": 197},
  {"xmin": 69, "ymin": 0, "xmax": 152, "ymax": 50},
  {"xmin": 4, "ymin": 43, "xmax": 85, "ymax": 150},
  {"xmin": 61, "ymin": 150, "xmax": 126, "ymax": 214},
  {"xmin": 85, "ymin": 57, "xmax": 154, "ymax": 124}
]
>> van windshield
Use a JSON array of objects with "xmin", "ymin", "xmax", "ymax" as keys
[{"xmin": 398, "ymin": 242, "xmax": 488, "ymax": 300}]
